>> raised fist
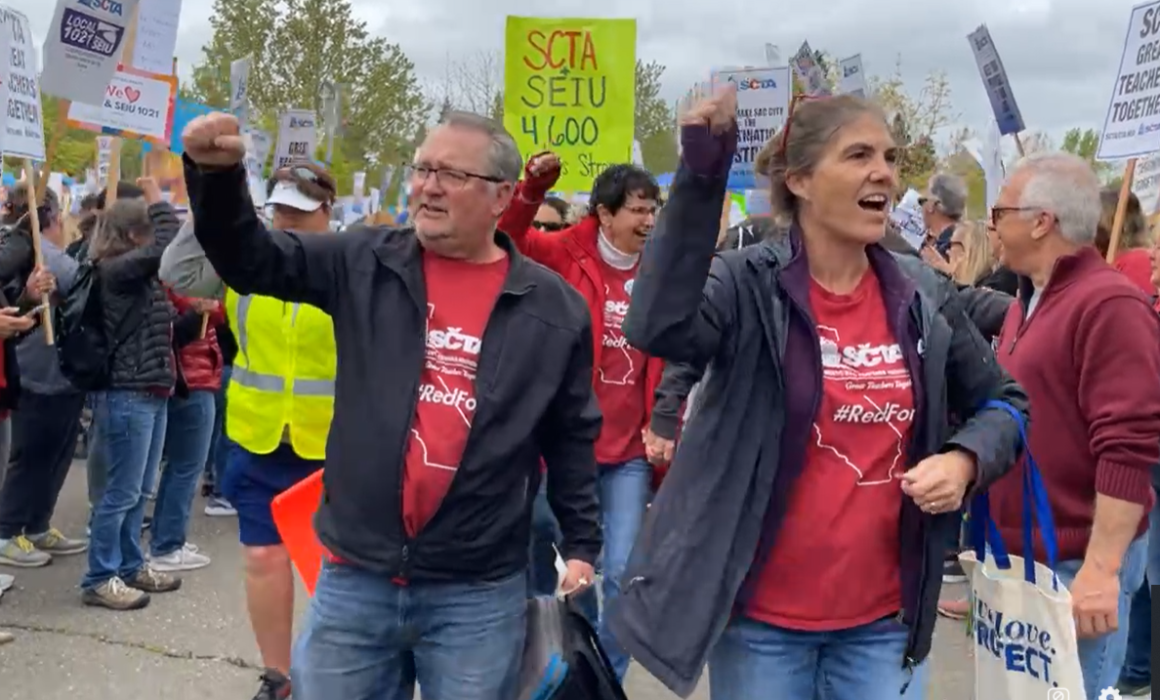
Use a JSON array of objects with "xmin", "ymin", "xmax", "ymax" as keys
[{"xmin": 181, "ymin": 112, "xmax": 246, "ymax": 168}]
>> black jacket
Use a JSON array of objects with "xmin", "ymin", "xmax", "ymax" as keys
[
  {"xmin": 185, "ymin": 159, "xmax": 603, "ymax": 581},
  {"xmin": 98, "ymin": 203, "xmax": 180, "ymax": 392},
  {"xmin": 977, "ymin": 265, "xmax": 1019, "ymax": 296},
  {"xmin": 608, "ymin": 158, "xmax": 1028, "ymax": 696}
]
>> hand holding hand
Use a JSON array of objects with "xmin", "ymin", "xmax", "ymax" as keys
[
  {"xmin": 181, "ymin": 113, "xmax": 246, "ymax": 168},
  {"xmin": 642, "ymin": 427, "xmax": 675, "ymax": 465},
  {"xmin": 901, "ymin": 450, "xmax": 976, "ymax": 515}
]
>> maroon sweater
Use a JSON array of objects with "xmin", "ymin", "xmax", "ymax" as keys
[{"xmin": 993, "ymin": 246, "xmax": 1160, "ymax": 562}]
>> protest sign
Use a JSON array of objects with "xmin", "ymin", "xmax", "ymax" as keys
[
  {"xmin": 712, "ymin": 67, "xmax": 790, "ymax": 190},
  {"xmin": 504, "ymin": 16, "xmax": 636, "ymax": 191},
  {"xmin": 40, "ymin": 0, "xmax": 140, "ymax": 103},
  {"xmin": 230, "ymin": 56, "xmax": 251, "ymax": 126},
  {"xmin": 838, "ymin": 55, "xmax": 866, "ymax": 97},
  {"xmin": 67, "ymin": 66, "xmax": 177, "ymax": 144},
  {"xmin": 249, "ymin": 128, "xmax": 273, "ymax": 169},
  {"xmin": 273, "ymin": 109, "xmax": 318, "ymax": 170},
  {"xmin": 1132, "ymin": 150, "xmax": 1160, "ymax": 215},
  {"xmin": 967, "ymin": 25, "xmax": 1025, "ymax": 137},
  {"xmin": 353, "ymin": 171, "xmax": 366, "ymax": 198},
  {"xmin": 0, "ymin": 7, "xmax": 46, "ymax": 160},
  {"xmin": 96, "ymin": 135, "xmax": 114, "ymax": 186},
  {"xmin": 1098, "ymin": 2, "xmax": 1160, "ymax": 160},
  {"xmin": 891, "ymin": 189, "xmax": 925, "ymax": 250},
  {"xmin": 131, "ymin": 0, "xmax": 180, "ymax": 75},
  {"xmin": 791, "ymin": 41, "xmax": 831, "ymax": 96}
]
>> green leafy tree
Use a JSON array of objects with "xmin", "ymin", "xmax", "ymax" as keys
[
  {"xmin": 634, "ymin": 60, "xmax": 677, "ymax": 174},
  {"xmin": 1059, "ymin": 127, "xmax": 1111, "ymax": 180},
  {"xmin": 187, "ymin": 0, "xmax": 427, "ymax": 176}
]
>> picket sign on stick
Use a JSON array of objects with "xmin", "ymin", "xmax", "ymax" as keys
[
  {"xmin": 21, "ymin": 163, "xmax": 55, "ymax": 345},
  {"xmin": 1012, "ymin": 132, "xmax": 1026, "ymax": 158},
  {"xmin": 1106, "ymin": 159, "xmax": 1138, "ymax": 263}
]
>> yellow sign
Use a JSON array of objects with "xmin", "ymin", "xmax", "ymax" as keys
[{"xmin": 504, "ymin": 16, "xmax": 636, "ymax": 192}]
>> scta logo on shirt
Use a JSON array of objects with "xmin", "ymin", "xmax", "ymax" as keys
[
  {"xmin": 604, "ymin": 300, "xmax": 630, "ymax": 317},
  {"xmin": 76, "ymin": 0, "xmax": 124, "ymax": 15},
  {"xmin": 427, "ymin": 326, "xmax": 482, "ymax": 354},
  {"xmin": 821, "ymin": 340, "xmax": 903, "ymax": 369}
]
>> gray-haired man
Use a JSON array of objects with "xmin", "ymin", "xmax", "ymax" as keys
[{"xmin": 920, "ymin": 172, "xmax": 967, "ymax": 257}]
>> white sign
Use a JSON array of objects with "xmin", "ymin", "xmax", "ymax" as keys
[
  {"xmin": 352, "ymin": 171, "xmax": 366, "ymax": 198},
  {"xmin": 791, "ymin": 41, "xmax": 830, "ymax": 97},
  {"xmin": 40, "ymin": 0, "xmax": 140, "ymax": 104},
  {"xmin": 242, "ymin": 131, "xmax": 266, "ymax": 207},
  {"xmin": 67, "ymin": 68, "xmax": 174, "ymax": 142},
  {"xmin": 0, "ymin": 7, "xmax": 46, "ymax": 160},
  {"xmin": 1132, "ymin": 150, "xmax": 1160, "ymax": 215},
  {"xmin": 712, "ymin": 66, "xmax": 791, "ymax": 190},
  {"xmin": 891, "ymin": 188, "xmax": 926, "ymax": 250},
  {"xmin": 1098, "ymin": 2, "xmax": 1160, "ymax": 160},
  {"xmin": 273, "ymin": 109, "xmax": 318, "ymax": 170},
  {"xmin": 838, "ymin": 55, "xmax": 866, "ymax": 97},
  {"xmin": 631, "ymin": 139, "xmax": 644, "ymax": 166},
  {"xmin": 967, "ymin": 25, "xmax": 1025, "ymax": 137},
  {"xmin": 248, "ymin": 128, "xmax": 272, "ymax": 169},
  {"xmin": 96, "ymin": 135, "xmax": 113, "ymax": 186},
  {"xmin": 132, "ymin": 0, "xmax": 181, "ymax": 75},
  {"xmin": 230, "ymin": 56, "xmax": 250, "ymax": 126}
]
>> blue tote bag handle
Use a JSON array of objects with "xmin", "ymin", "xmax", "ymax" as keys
[{"xmin": 968, "ymin": 400, "xmax": 1060, "ymax": 588}]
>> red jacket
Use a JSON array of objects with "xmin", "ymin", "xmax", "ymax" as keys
[
  {"xmin": 168, "ymin": 290, "xmax": 225, "ymax": 392},
  {"xmin": 993, "ymin": 247, "xmax": 1160, "ymax": 562},
  {"xmin": 499, "ymin": 180, "xmax": 668, "ymax": 482}
]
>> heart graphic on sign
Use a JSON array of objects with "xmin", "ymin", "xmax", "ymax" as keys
[{"xmin": 124, "ymin": 87, "xmax": 141, "ymax": 103}]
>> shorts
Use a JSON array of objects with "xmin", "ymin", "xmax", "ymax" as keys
[{"xmin": 221, "ymin": 442, "xmax": 323, "ymax": 547}]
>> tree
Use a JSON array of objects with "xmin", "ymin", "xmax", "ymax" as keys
[
  {"xmin": 438, "ymin": 50, "xmax": 503, "ymax": 120},
  {"xmin": 1059, "ymin": 127, "xmax": 1112, "ymax": 180},
  {"xmin": 865, "ymin": 58, "xmax": 956, "ymax": 192},
  {"xmin": 635, "ymin": 60, "xmax": 677, "ymax": 174},
  {"xmin": 186, "ymin": 0, "xmax": 427, "ymax": 181},
  {"xmin": 1017, "ymin": 130, "xmax": 1054, "ymax": 155}
]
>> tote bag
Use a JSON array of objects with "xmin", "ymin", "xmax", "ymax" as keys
[{"xmin": 957, "ymin": 400, "xmax": 1085, "ymax": 699}]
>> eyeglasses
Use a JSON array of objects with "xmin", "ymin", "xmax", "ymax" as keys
[
  {"xmin": 990, "ymin": 206, "xmax": 1041, "ymax": 227},
  {"xmin": 410, "ymin": 164, "xmax": 503, "ymax": 190},
  {"xmin": 267, "ymin": 165, "xmax": 336, "ymax": 198},
  {"xmin": 533, "ymin": 220, "xmax": 567, "ymax": 232}
]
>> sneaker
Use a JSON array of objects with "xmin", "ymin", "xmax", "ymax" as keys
[
  {"xmin": 0, "ymin": 573, "xmax": 13, "ymax": 594},
  {"xmin": 204, "ymin": 496, "xmax": 236, "ymax": 517},
  {"xmin": 125, "ymin": 564, "xmax": 182, "ymax": 594},
  {"xmin": 82, "ymin": 576, "xmax": 151, "ymax": 610},
  {"xmin": 0, "ymin": 631, "xmax": 12, "ymax": 645},
  {"xmin": 253, "ymin": 669, "xmax": 292, "ymax": 700},
  {"xmin": 942, "ymin": 557, "xmax": 967, "ymax": 583},
  {"xmin": 0, "ymin": 536, "xmax": 52, "ymax": 568},
  {"xmin": 29, "ymin": 528, "xmax": 88, "ymax": 556},
  {"xmin": 149, "ymin": 545, "xmax": 211, "ymax": 573},
  {"xmin": 938, "ymin": 597, "xmax": 971, "ymax": 620},
  {"xmin": 1116, "ymin": 680, "xmax": 1152, "ymax": 696}
]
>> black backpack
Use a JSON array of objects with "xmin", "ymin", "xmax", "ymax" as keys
[
  {"xmin": 517, "ymin": 596, "xmax": 629, "ymax": 700},
  {"xmin": 54, "ymin": 262, "xmax": 144, "ymax": 391}
]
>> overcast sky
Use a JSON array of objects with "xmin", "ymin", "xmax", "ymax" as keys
[{"xmin": 8, "ymin": 0, "xmax": 1143, "ymax": 144}]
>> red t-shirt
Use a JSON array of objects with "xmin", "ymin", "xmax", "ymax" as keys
[
  {"xmin": 593, "ymin": 260, "xmax": 648, "ymax": 464},
  {"xmin": 1114, "ymin": 248, "xmax": 1154, "ymax": 295},
  {"xmin": 401, "ymin": 252, "xmax": 509, "ymax": 537},
  {"xmin": 746, "ymin": 268, "xmax": 914, "ymax": 631}
]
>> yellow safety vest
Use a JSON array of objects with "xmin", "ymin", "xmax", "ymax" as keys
[{"xmin": 224, "ymin": 290, "xmax": 336, "ymax": 460}]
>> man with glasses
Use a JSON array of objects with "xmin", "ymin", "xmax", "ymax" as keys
[
  {"xmin": 178, "ymin": 109, "xmax": 601, "ymax": 700},
  {"xmin": 497, "ymin": 154, "xmax": 667, "ymax": 682},
  {"xmin": 160, "ymin": 162, "xmax": 338, "ymax": 700}
]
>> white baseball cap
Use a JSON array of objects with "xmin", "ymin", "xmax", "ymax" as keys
[{"xmin": 266, "ymin": 180, "xmax": 324, "ymax": 212}]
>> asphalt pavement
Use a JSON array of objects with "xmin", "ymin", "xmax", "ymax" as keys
[{"xmin": 0, "ymin": 461, "xmax": 978, "ymax": 700}]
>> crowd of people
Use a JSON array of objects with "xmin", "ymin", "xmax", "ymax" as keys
[{"xmin": 0, "ymin": 83, "xmax": 1155, "ymax": 700}]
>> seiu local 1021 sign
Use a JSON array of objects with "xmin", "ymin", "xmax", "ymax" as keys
[{"xmin": 66, "ymin": 65, "xmax": 177, "ymax": 144}]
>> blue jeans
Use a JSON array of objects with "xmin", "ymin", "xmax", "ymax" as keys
[
  {"xmin": 1056, "ymin": 534, "xmax": 1148, "ymax": 700},
  {"xmin": 292, "ymin": 562, "xmax": 527, "ymax": 700},
  {"xmin": 528, "ymin": 479, "xmax": 599, "ymax": 623},
  {"xmin": 83, "ymin": 391, "xmax": 168, "ymax": 589},
  {"xmin": 1119, "ymin": 496, "xmax": 1160, "ymax": 686},
  {"xmin": 709, "ymin": 615, "xmax": 931, "ymax": 700},
  {"xmin": 151, "ymin": 391, "xmax": 215, "ymax": 556},
  {"xmin": 203, "ymin": 365, "xmax": 231, "ymax": 495},
  {"xmin": 597, "ymin": 457, "xmax": 652, "ymax": 680}
]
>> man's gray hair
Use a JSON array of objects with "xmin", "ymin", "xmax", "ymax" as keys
[
  {"xmin": 927, "ymin": 172, "xmax": 967, "ymax": 220},
  {"xmin": 439, "ymin": 110, "xmax": 523, "ymax": 183},
  {"xmin": 1009, "ymin": 151, "xmax": 1101, "ymax": 245}
]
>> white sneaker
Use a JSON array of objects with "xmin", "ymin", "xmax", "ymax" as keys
[
  {"xmin": 0, "ymin": 573, "xmax": 13, "ymax": 593},
  {"xmin": 149, "ymin": 546, "xmax": 211, "ymax": 572}
]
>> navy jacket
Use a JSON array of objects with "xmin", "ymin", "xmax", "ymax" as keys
[{"xmin": 608, "ymin": 126, "xmax": 1028, "ymax": 697}]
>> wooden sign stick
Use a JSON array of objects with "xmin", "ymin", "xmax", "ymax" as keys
[
  {"xmin": 1107, "ymin": 158, "xmax": 1138, "ymax": 263},
  {"xmin": 22, "ymin": 162, "xmax": 54, "ymax": 345}
]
